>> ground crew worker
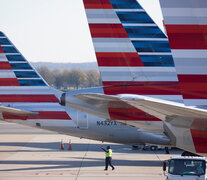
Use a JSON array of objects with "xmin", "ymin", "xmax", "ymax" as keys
[{"xmin": 101, "ymin": 145, "xmax": 115, "ymax": 171}]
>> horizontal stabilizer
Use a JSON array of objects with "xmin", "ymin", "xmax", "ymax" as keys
[
  {"xmin": 0, "ymin": 105, "xmax": 38, "ymax": 116},
  {"xmin": 75, "ymin": 93, "xmax": 207, "ymax": 129}
]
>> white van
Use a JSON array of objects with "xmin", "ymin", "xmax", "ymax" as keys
[{"xmin": 163, "ymin": 156, "xmax": 206, "ymax": 180}]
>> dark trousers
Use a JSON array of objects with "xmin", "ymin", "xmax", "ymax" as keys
[{"xmin": 105, "ymin": 157, "xmax": 114, "ymax": 170}]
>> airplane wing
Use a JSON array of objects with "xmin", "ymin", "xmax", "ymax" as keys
[
  {"xmin": 75, "ymin": 93, "xmax": 207, "ymax": 129},
  {"xmin": 0, "ymin": 105, "xmax": 38, "ymax": 117}
]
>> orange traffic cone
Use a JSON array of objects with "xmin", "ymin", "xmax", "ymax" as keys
[
  {"xmin": 60, "ymin": 139, "xmax": 64, "ymax": 150},
  {"xmin": 68, "ymin": 139, "xmax": 72, "ymax": 150}
]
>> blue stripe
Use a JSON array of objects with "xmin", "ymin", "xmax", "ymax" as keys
[
  {"xmin": 18, "ymin": 79, "xmax": 46, "ymax": 86},
  {"xmin": 132, "ymin": 40, "xmax": 171, "ymax": 52},
  {"xmin": 0, "ymin": 32, "xmax": 5, "ymax": 37},
  {"xmin": 14, "ymin": 71, "xmax": 40, "ymax": 78},
  {"xmin": 0, "ymin": 38, "xmax": 11, "ymax": 45},
  {"xmin": 139, "ymin": 55, "xmax": 175, "ymax": 67},
  {"xmin": 2, "ymin": 47, "xmax": 18, "ymax": 53},
  {"xmin": 10, "ymin": 63, "xmax": 32, "ymax": 70},
  {"xmin": 109, "ymin": 0, "xmax": 142, "ymax": 9},
  {"xmin": 116, "ymin": 12, "xmax": 153, "ymax": 24},
  {"xmin": 6, "ymin": 55, "xmax": 25, "ymax": 61},
  {"xmin": 124, "ymin": 26, "xmax": 166, "ymax": 38}
]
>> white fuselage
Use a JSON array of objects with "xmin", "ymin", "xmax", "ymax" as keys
[{"xmin": 6, "ymin": 107, "xmax": 169, "ymax": 146}]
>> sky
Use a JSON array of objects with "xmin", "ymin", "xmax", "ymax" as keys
[{"xmin": 0, "ymin": 0, "xmax": 164, "ymax": 63}]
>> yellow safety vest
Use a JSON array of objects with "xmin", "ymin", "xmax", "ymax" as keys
[{"xmin": 105, "ymin": 149, "xmax": 112, "ymax": 157}]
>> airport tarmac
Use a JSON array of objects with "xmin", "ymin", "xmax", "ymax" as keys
[{"xmin": 0, "ymin": 121, "xmax": 182, "ymax": 180}]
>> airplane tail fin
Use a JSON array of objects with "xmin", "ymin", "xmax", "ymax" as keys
[
  {"xmin": 159, "ymin": 0, "xmax": 207, "ymax": 106},
  {"xmin": 0, "ymin": 31, "xmax": 48, "ymax": 87},
  {"xmin": 159, "ymin": 0, "xmax": 207, "ymax": 155},
  {"xmin": 83, "ymin": 0, "xmax": 183, "ymax": 102},
  {"xmin": 0, "ymin": 31, "xmax": 71, "ymax": 121}
]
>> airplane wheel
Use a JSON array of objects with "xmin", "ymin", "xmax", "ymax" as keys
[{"xmin": 150, "ymin": 146, "xmax": 157, "ymax": 151}]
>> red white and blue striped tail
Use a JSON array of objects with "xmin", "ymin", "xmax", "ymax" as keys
[
  {"xmin": 159, "ymin": 0, "xmax": 207, "ymax": 156},
  {"xmin": 0, "ymin": 31, "xmax": 48, "ymax": 87},
  {"xmin": 0, "ymin": 31, "xmax": 71, "ymax": 121},
  {"xmin": 160, "ymin": 0, "xmax": 207, "ymax": 107},
  {"xmin": 83, "ymin": 0, "xmax": 183, "ymax": 103}
]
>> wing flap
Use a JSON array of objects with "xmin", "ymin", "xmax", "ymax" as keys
[{"xmin": 121, "ymin": 95, "xmax": 207, "ymax": 119}]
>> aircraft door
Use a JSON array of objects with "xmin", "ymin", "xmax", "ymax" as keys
[{"xmin": 77, "ymin": 112, "xmax": 88, "ymax": 130}]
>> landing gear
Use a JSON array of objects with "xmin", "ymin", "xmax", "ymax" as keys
[
  {"xmin": 150, "ymin": 146, "xmax": 158, "ymax": 151},
  {"xmin": 165, "ymin": 147, "xmax": 169, "ymax": 154},
  {"xmin": 132, "ymin": 145, "xmax": 139, "ymax": 150}
]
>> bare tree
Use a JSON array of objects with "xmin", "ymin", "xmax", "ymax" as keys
[
  {"xmin": 86, "ymin": 69, "xmax": 101, "ymax": 87},
  {"xmin": 53, "ymin": 69, "xmax": 63, "ymax": 89},
  {"xmin": 37, "ymin": 66, "xmax": 55, "ymax": 86},
  {"xmin": 68, "ymin": 69, "xmax": 88, "ymax": 89},
  {"xmin": 37, "ymin": 66, "xmax": 101, "ymax": 90}
]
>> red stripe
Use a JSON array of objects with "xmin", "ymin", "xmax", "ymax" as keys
[
  {"xmin": 108, "ymin": 101, "xmax": 160, "ymax": 121},
  {"xmin": 178, "ymin": 75, "xmax": 207, "ymax": 99},
  {"xmin": 96, "ymin": 52, "xmax": 144, "ymax": 66},
  {"xmin": 0, "ymin": 78, "xmax": 20, "ymax": 86},
  {"xmin": 89, "ymin": 24, "xmax": 128, "ymax": 38},
  {"xmin": 179, "ymin": 83, "xmax": 207, "ymax": 99},
  {"xmin": 191, "ymin": 129, "xmax": 207, "ymax": 153},
  {"xmin": 0, "ymin": 95, "xmax": 59, "ymax": 102},
  {"xmin": 178, "ymin": 75, "xmax": 207, "ymax": 82},
  {"xmin": 109, "ymin": 108, "xmax": 160, "ymax": 121},
  {"xmin": 166, "ymin": 25, "xmax": 207, "ymax": 49},
  {"xmin": 168, "ymin": 33, "xmax": 207, "ymax": 49},
  {"xmin": 0, "ymin": 62, "xmax": 12, "ymax": 70},
  {"xmin": 0, "ymin": 45, "xmax": 4, "ymax": 53},
  {"xmin": 83, "ymin": 0, "xmax": 113, "ymax": 9},
  {"xmin": 166, "ymin": 25, "xmax": 207, "ymax": 34},
  {"xmin": 3, "ymin": 111, "xmax": 71, "ymax": 120},
  {"xmin": 102, "ymin": 81, "xmax": 181, "ymax": 95}
]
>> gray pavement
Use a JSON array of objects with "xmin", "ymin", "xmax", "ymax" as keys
[{"xmin": 0, "ymin": 121, "xmax": 182, "ymax": 180}]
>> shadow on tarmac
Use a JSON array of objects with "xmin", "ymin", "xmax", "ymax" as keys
[
  {"xmin": 0, "ymin": 142, "xmax": 182, "ymax": 154},
  {"xmin": 0, "ymin": 142, "xmax": 182, "ymax": 172},
  {"xmin": 0, "ymin": 158, "xmax": 162, "ymax": 172}
]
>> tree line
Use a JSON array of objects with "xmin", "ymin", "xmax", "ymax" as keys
[{"xmin": 37, "ymin": 66, "xmax": 102, "ymax": 90}]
